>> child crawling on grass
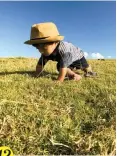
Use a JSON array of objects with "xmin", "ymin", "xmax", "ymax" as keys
[{"xmin": 24, "ymin": 22, "xmax": 96, "ymax": 82}]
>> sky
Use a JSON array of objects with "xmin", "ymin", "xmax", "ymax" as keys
[{"xmin": 0, "ymin": 1, "xmax": 116, "ymax": 59}]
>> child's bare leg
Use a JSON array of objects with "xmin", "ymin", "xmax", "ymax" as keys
[
  {"xmin": 82, "ymin": 65, "xmax": 97, "ymax": 77},
  {"xmin": 82, "ymin": 65, "xmax": 92, "ymax": 73}
]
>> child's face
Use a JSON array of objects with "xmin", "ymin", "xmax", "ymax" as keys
[{"xmin": 33, "ymin": 42, "xmax": 58, "ymax": 56}]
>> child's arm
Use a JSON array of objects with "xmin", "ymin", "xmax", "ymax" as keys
[
  {"xmin": 34, "ymin": 55, "xmax": 48, "ymax": 77},
  {"xmin": 57, "ymin": 67, "xmax": 67, "ymax": 82},
  {"xmin": 35, "ymin": 64, "xmax": 43, "ymax": 76}
]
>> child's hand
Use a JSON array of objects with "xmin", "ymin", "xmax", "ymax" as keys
[{"xmin": 73, "ymin": 74, "xmax": 82, "ymax": 81}]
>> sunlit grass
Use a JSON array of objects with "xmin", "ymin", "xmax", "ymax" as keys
[{"xmin": 0, "ymin": 58, "xmax": 116, "ymax": 155}]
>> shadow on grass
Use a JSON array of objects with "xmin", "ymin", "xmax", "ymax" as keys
[
  {"xmin": 0, "ymin": 71, "xmax": 82, "ymax": 81},
  {"xmin": 0, "ymin": 70, "xmax": 58, "ymax": 79}
]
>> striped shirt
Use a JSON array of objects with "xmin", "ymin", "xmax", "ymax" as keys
[{"xmin": 38, "ymin": 41, "xmax": 84, "ymax": 68}]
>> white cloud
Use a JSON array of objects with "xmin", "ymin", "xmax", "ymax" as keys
[
  {"xmin": 84, "ymin": 52, "xmax": 89, "ymax": 58},
  {"xmin": 91, "ymin": 52, "xmax": 104, "ymax": 59},
  {"xmin": 107, "ymin": 56, "xmax": 111, "ymax": 58}
]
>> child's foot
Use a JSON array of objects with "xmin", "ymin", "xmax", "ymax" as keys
[{"xmin": 84, "ymin": 71, "xmax": 97, "ymax": 77}]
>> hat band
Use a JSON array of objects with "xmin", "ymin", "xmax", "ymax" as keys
[
  {"xmin": 31, "ymin": 35, "xmax": 61, "ymax": 40},
  {"xmin": 31, "ymin": 36, "xmax": 50, "ymax": 40}
]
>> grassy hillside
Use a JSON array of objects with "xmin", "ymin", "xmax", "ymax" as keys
[{"xmin": 0, "ymin": 58, "xmax": 116, "ymax": 155}]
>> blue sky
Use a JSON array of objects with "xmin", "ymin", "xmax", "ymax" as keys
[{"xmin": 0, "ymin": 1, "xmax": 116, "ymax": 59}]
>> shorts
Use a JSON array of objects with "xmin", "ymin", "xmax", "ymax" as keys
[{"xmin": 57, "ymin": 56, "xmax": 89, "ymax": 71}]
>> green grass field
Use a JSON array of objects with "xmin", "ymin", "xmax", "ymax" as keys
[{"xmin": 0, "ymin": 58, "xmax": 116, "ymax": 155}]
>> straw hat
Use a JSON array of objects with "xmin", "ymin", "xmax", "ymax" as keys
[{"xmin": 24, "ymin": 22, "xmax": 64, "ymax": 45}]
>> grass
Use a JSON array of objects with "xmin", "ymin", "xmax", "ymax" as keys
[{"xmin": 0, "ymin": 58, "xmax": 116, "ymax": 155}]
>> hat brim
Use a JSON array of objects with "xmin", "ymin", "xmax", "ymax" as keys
[{"xmin": 24, "ymin": 35, "xmax": 64, "ymax": 45}]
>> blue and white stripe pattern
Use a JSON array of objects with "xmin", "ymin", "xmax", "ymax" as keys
[{"xmin": 58, "ymin": 41, "xmax": 84, "ymax": 62}]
